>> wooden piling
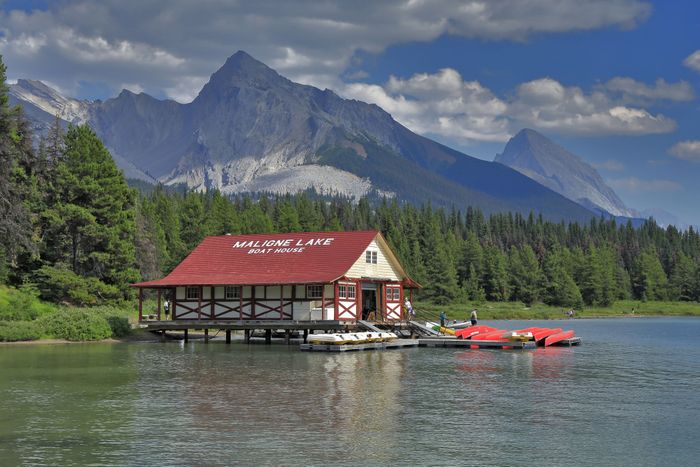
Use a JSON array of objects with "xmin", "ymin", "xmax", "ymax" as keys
[
  {"xmin": 244, "ymin": 329, "xmax": 250, "ymax": 343},
  {"xmin": 184, "ymin": 329, "xmax": 188, "ymax": 343},
  {"xmin": 225, "ymin": 330, "xmax": 231, "ymax": 343},
  {"xmin": 265, "ymin": 329, "xmax": 272, "ymax": 344},
  {"xmin": 303, "ymin": 329, "xmax": 309, "ymax": 343},
  {"xmin": 204, "ymin": 328, "xmax": 209, "ymax": 343}
]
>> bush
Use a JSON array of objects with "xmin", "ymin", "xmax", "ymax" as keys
[
  {"xmin": 38, "ymin": 308, "xmax": 112, "ymax": 341},
  {"xmin": 0, "ymin": 285, "xmax": 56, "ymax": 321},
  {"xmin": 89, "ymin": 305, "xmax": 132, "ymax": 337},
  {"xmin": 0, "ymin": 320, "xmax": 42, "ymax": 342},
  {"xmin": 35, "ymin": 266, "xmax": 121, "ymax": 306}
]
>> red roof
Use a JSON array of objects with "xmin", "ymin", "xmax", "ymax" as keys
[{"xmin": 133, "ymin": 230, "xmax": 390, "ymax": 287}]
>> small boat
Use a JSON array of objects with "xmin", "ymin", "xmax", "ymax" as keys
[
  {"xmin": 470, "ymin": 329, "xmax": 508, "ymax": 341},
  {"xmin": 456, "ymin": 325, "xmax": 498, "ymax": 339},
  {"xmin": 502, "ymin": 331, "xmax": 534, "ymax": 341},
  {"xmin": 446, "ymin": 320, "xmax": 472, "ymax": 330},
  {"xmin": 427, "ymin": 322, "xmax": 457, "ymax": 336},
  {"xmin": 532, "ymin": 327, "xmax": 562, "ymax": 343},
  {"xmin": 307, "ymin": 333, "xmax": 359, "ymax": 345},
  {"xmin": 544, "ymin": 330, "xmax": 575, "ymax": 347}
]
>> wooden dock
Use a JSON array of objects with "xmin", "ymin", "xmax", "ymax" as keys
[
  {"xmin": 300, "ymin": 337, "xmax": 583, "ymax": 352},
  {"xmin": 419, "ymin": 337, "xmax": 537, "ymax": 349},
  {"xmin": 300, "ymin": 339, "xmax": 419, "ymax": 352}
]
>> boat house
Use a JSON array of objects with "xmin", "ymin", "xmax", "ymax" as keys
[{"xmin": 132, "ymin": 230, "xmax": 419, "ymax": 323}]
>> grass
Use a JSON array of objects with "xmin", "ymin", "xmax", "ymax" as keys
[{"xmin": 414, "ymin": 300, "xmax": 700, "ymax": 321}]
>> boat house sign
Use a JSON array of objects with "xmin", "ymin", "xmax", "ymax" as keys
[{"xmin": 232, "ymin": 237, "xmax": 336, "ymax": 255}]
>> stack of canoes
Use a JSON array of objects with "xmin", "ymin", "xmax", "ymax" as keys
[
  {"xmin": 455, "ymin": 325, "xmax": 576, "ymax": 346},
  {"xmin": 307, "ymin": 331, "xmax": 397, "ymax": 345}
]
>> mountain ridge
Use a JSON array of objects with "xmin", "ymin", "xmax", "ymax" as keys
[{"xmin": 10, "ymin": 50, "xmax": 599, "ymax": 222}]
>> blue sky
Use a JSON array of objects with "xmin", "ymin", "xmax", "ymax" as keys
[{"xmin": 0, "ymin": 0, "xmax": 698, "ymax": 224}]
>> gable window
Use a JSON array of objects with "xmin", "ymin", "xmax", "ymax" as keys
[
  {"xmin": 186, "ymin": 286, "xmax": 200, "ymax": 300},
  {"xmin": 307, "ymin": 285, "xmax": 323, "ymax": 299},
  {"xmin": 365, "ymin": 250, "xmax": 378, "ymax": 264},
  {"xmin": 225, "ymin": 286, "xmax": 241, "ymax": 300}
]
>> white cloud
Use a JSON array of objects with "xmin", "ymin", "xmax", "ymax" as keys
[
  {"xmin": 600, "ymin": 77, "xmax": 694, "ymax": 103},
  {"xmin": 683, "ymin": 50, "xmax": 700, "ymax": 73},
  {"xmin": 341, "ymin": 71, "xmax": 677, "ymax": 144},
  {"xmin": 594, "ymin": 159, "xmax": 625, "ymax": 171},
  {"xmin": 342, "ymin": 69, "xmax": 510, "ymax": 142},
  {"xmin": 0, "ymin": 0, "xmax": 651, "ymax": 101},
  {"xmin": 608, "ymin": 176, "xmax": 682, "ymax": 192},
  {"xmin": 668, "ymin": 140, "xmax": 700, "ymax": 162}
]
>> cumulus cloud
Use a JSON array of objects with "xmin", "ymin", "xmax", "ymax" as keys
[
  {"xmin": 668, "ymin": 140, "xmax": 700, "ymax": 162},
  {"xmin": 0, "ymin": 0, "xmax": 651, "ymax": 101},
  {"xmin": 341, "ymin": 71, "xmax": 677, "ymax": 143},
  {"xmin": 608, "ymin": 177, "xmax": 682, "ymax": 192},
  {"xmin": 683, "ymin": 50, "xmax": 700, "ymax": 73}
]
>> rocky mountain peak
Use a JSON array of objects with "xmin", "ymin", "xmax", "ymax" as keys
[{"xmin": 495, "ymin": 128, "xmax": 635, "ymax": 218}]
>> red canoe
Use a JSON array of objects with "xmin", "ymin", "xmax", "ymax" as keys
[
  {"xmin": 470, "ymin": 330, "xmax": 508, "ymax": 341},
  {"xmin": 544, "ymin": 330, "xmax": 575, "ymax": 346},
  {"xmin": 532, "ymin": 328, "xmax": 562, "ymax": 343},
  {"xmin": 456, "ymin": 325, "xmax": 498, "ymax": 339}
]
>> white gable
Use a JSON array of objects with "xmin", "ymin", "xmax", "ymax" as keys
[{"xmin": 345, "ymin": 238, "xmax": 403, "ymax": 281}]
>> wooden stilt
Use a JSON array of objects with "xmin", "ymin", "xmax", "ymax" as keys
[
  {"xmin": 157, "ymin": 289, "xmax": 161, "ymax": 321},
  {"xmin": 160, "ymin": 330, "xmax": 166, "ymax": 342},
  {"xmin": 184, "ymin": 329, "xmax": 188, "ymax": 343},
  {"xmin": 284, "ymin": 329, "xmax": 291, "ymax": 345},
  {"xmin": 138, "ymin": 288, "xmax": 143, "ymax": 322},
  {"xmin": 244, "ymin": 329, "xmax": 250, "ymax": 343},
  {"xmin": 265, "ymin": 329, "xmax": 272, "ymax": 344},
  {"xmin": 303, "ymin": 329, "xmax": 309, "ymax": 343},
  {"xmin": 204, "ymin": 328, "xmax": 209, "ymax": 343},
  {"xmin": 225, "ymin": 330, "xmax": 231, "ymax": 343}
]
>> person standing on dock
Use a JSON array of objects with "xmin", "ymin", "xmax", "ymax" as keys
[
  {"xmin": 404, "ymin": 298, "xmax": 415, "ymax": 320},
  {"xmin": 439, "ymin": 311, "xmax": 446, "ymax": 327},
  {"xmin": 470, "ymin": 309, "xmax": 478, "ymax": 325}
]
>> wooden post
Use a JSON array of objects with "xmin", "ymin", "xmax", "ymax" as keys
[
  {"xmin": 321, "ymin": 284, "xmax": 326, "ymax": 321},
  {"xmin": 198, "ymin": 286, "xmax": 203, "ymax": 320},
  {"xmin": 157, "ymin": 289, "xmax": 162, "ymax": 321},
  {"xmin": 284, "ymin": 329, "xmax": 291, "ymax": 345},
  {"xmin": 204, "ymin": 328, "xmax": 209, "ymax": 343},
  {"xmin": 265, "ymin": 329, "xmax": 272, "ymax": 344},
  {"xmin": 239, "ymin": 287, "xmax": 243, "ymax": 320},
  {"xmin": 303, "ymin": 329, "xmax": 309, "ymax": 343},
  {"xmin": 172, "ymin": 288, "xmax": 177, "ymax": 319},
  {"xmin": 251, "ymin": 286, "xmax": 256, "ymax": 319},
  {"xmin": 138, "ymin": 288, "xmax": 143, "ymax": 322},
  {"xmin": 184, "ymin": 329, "xmax": 188, "ymax": 343},
  {"xmin": 225, "ymin": 329, "xmax": 231, "ymax": 343},
  {"xmin": 244, "ymin": 329, "xmax": 251, "ymax": 343},
  {"xmin": 211, "ymin": 286, "xmax": 215, "ymax": 319},
  {"xmin": 280, "ymin": 286, "xmax": 283, "ymax": 320},
  {"xmin": 334, "ymin": 281, "xmax": 339, "ymax": 319}
]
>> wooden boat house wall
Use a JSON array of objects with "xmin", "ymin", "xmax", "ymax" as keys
[{"xmin": 132, "ymin": 230, "xmax": 419, "ymax": 322}]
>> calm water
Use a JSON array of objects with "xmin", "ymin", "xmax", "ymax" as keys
[{"xmin": 1, "ymin": 318, "xmax": 699, "ymax": 466}]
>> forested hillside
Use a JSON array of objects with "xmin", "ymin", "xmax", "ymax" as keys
[{"xmin": 2, "ymin": 54, "xmax": 699, "ymax": 309}]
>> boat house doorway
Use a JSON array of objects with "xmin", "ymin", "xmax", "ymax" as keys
[{"xmin": 361, "ymin": 282, "xmax": 378, "ymax": 320}]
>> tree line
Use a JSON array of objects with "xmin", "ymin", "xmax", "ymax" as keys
[{"xmin": 2, "ymin": 55, "xmax": 699, "ymax": 308}]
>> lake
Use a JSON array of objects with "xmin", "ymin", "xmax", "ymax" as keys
[{"xmin": 1, "ymin": 317, "xmax": 699, "ymax": 466}]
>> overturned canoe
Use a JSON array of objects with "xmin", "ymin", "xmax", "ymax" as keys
[{"xmin": 544, "ymin": 330, "xmax": 575, "ymax": 347}]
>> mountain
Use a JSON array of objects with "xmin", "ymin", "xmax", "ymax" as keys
[
  {"xmin": 9, "ymin": 51, "xmax": 598, "ymax": 222},
  {"xmin": 495, "ymin": 129, "xmax": 635, "ymax": 218}
]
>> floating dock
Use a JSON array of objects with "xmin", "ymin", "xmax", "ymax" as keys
[
  {"xmin": 300, "ymin": 339, "xmax": 419, "ymax": 352},
  {"xmin": 300, "ymin": 336, "xmax": 581, "ymax": 352}
]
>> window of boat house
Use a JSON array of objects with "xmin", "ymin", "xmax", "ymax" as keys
[
  {"xmin": 307, "ymin": 285, "xmax": 323, "ymax": 299},
  {"xmin": 225, "ymin": 286, "xmax": 241, "ymax": 300},
  {"xmin": 385, "ymin": 286, "xmax": 400, "ymax": 302},
  {"xmin": 186, "ymin": 286, "xmax": 200, "ymax": 300},
  {"xmin": 365, "ymin": 250, "xmax": 377, "ymax": 264},
  {"xmin": 339, "ymin": 284, "xmax": 356, "ymax": 300}
]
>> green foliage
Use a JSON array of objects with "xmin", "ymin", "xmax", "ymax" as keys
[
  {"xmin": 35, "ymin": 266, "xmax": 121, "ymax": 306},
  {"xmin": 0, "ymin": 320, "xmax": 42, "ymax": 341},
  {"xmin": 37, "ymin": 308, "xmax": 112, "ymax": 341},
  {"xmin": 0, "ymin": 285, "xmax": 56, "ymax": 321}
]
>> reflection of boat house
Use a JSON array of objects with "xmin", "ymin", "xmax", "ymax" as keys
[{"xmin": 133, "ymin": 230, "xmax": 419, "ymax": 323}]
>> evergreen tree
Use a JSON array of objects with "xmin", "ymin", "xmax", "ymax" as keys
[{"xmin": 39, "ymin": 124, "xmax": 138, "ymax": 302}]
